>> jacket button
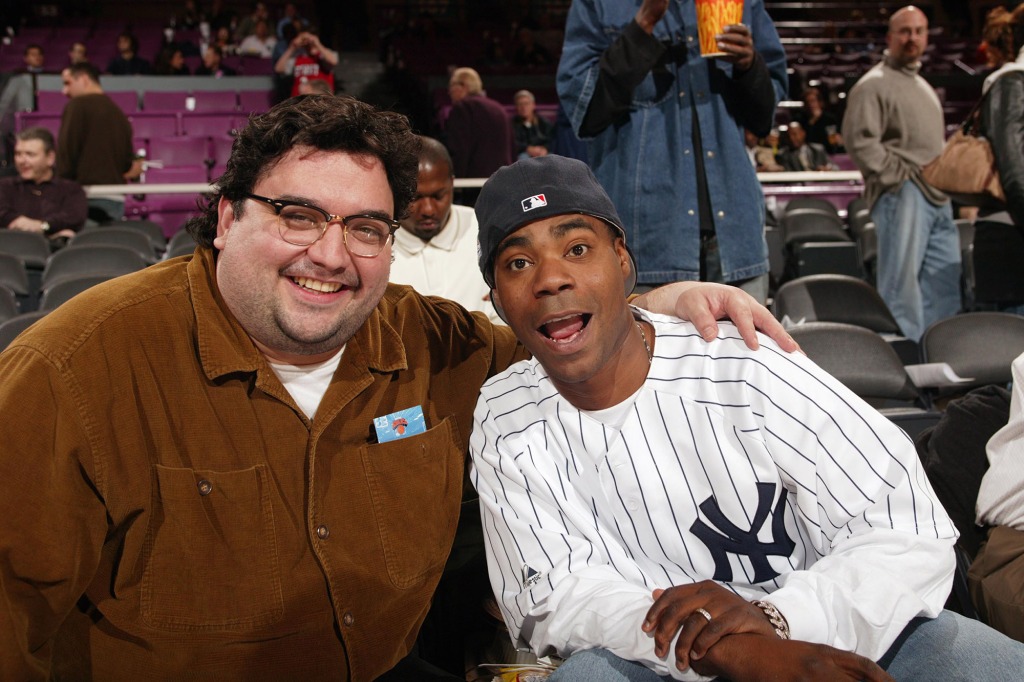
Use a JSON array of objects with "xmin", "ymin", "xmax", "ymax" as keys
[
  {"xmin": 707, "ymin": 151, "xmax": 715, "ymax": 158},
  {"xmin": 717, "ymin": 210, "xmax": 725, "ymax": 218},
  {"xmin": 342, "ymin": 611, "xmax": 355, "ymax": 626},
  {"xmin": 197, "ymin": 479, "xmax": 213, "ymax": 496},
  {"xmin": 316, "ymin": 524, "xmax": 330, "ymax": 539}
]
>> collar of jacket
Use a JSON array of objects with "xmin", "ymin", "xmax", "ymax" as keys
[{"xmin": 189, "ymin": 247, "xmax": 408, "ymax": 381}]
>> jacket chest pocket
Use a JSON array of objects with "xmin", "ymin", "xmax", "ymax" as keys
[
  {"xmin": 141, "ymin": 464, "xmax": 284, "ymax": 631},
  {"xmin": 361, "ymin": 416, "xmax": 463, "ymax": 589}
]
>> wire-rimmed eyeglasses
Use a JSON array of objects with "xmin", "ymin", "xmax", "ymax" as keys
[{"xmin": 245, "ymin": 193, "xmax": 398, "ymax": 258}]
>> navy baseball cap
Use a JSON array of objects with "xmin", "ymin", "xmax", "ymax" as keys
[{"xmin": 475, "ymin": 155, "xmax": 637, "ymax": 294}]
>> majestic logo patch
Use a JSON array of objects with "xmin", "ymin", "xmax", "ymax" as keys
[
  {"xmin": 690, "ymin": 483, "xmax": 795, "ymax": 583},
  {"xmin": 521, "ymin": 564, "xmax": 542, "ymax": 589},
  {"xmin": 521, "ymin": 194, "xmax": 547, "ymax": 212}
]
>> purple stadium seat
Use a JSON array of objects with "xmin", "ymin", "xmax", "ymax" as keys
[
  {"xmin": 143, "ymin": 166, "xmax": 209, "ymax": 185},
  {"xmin": 179, "ymin": 113, "xmax": 241, "ymax": 137},
  {"xmin": 108, "ymin": 91, "xmax": 140, "ymax": 114},
  {"xmin": 127, "ymin": 113, "xmax": 181, "ymax": 139},
  {"xmin": 143, "ymin": 91, "xmax": 191, "ymax": 112},
  {"xmin": 210, "ymin": 135, "xmax": 236, "ymax": 167},
  {"xmin": 192, "ymin": 90, "xmax": 238, "ymax": 112},
  {"xmin": 238, "ymin": 56, "xmax": 275, "ymax": 76},
  {"xmin": 238, "ymin": 89, "xmax": 273, "ymax": 113},
  {"xmin": 15, "ymin": 112, "xmax": 60, "ymax": 139},
  {"xmin": 148, "ymin": 136, "xmax": 211, "ymax": 168},
  {"xmin": 36, "ymin": 91, "xmax": 66, "ymax": 114},
  {"xmin": 209, "ymin": 164, "xmax": 227, "ymax": 183}
]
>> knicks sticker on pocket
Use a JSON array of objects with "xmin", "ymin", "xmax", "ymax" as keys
[{"xmin": 373, "ymin": 405, "xmax": 426, "ymax": 443}]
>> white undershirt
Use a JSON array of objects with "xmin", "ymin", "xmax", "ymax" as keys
[{"xmin": 268, "ymin": 346, "xmax": 345, "ymax": 420}]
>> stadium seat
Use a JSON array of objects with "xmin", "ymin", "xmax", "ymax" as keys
[
  {"xmin": 41, "ymin": 245, "xmax": 150, "ymax": 290},
  {"xmin": 39, "ymin": 275, "xmax": 117, "ymax": 311},
  {"xmin": 68, "ymin": 228, "xmax": 158, "ymax": 263},
  {"xmin": 148, "ymin": 135, "xmax": 211, "ymax": 168},
  {"xmin": 128, "ymin": 113, "xmax": 181, "ymax": 139},
  {"xmin": 0, "ymin": 286, "xmax": 19, "ymax": 323},
  {"xmin": 921, "ymin": 312, "xmax": 1024, "ymax": 393},
  {"xmin": 0, "ymin": 311, "xmax": 48, "ymax": 351}
]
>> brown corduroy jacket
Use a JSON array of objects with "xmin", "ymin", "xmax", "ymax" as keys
[{"xmin": 0, "ymin": 248, "xmax": 524, "ymax": 681}]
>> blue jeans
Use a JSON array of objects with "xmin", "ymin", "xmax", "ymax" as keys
[
  {"xmin": 548, "ymin": 611, "xmax": 1024, "ymax": 681},
  {"xmin": 871, "ymin": 181, "xmax": 961, "ymax": 341}
]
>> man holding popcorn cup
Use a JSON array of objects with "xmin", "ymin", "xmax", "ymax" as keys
[{"xmin": 557, "ymin": 0, "xmax": 786, "ymax": 303}]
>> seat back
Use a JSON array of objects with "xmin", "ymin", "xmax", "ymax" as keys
[
  {"xmin": 921, "ymin": 312, "xmax": 1024, "ymax": 390},
  {"xmin": 773, "ymin": 274, "xmax": 902, "ymax": 334},
  {"xmin": 0, "ymin": 311, "xmax": 48, "ymax": 351},
  {"xmin": 97, "ymin": 219, "xmax": 168, "ymax": 252},
  {"xmin": 781, "ymin": 210, "xmax": 851, "ymax": 246},
  {"xmin": 192, "ymin": 90, "xmax": 238, "ymax": 112},
  {"xmin": 39, "ymin": 275, "xmax": 116, "ymax": 311},
  {"xmin": 128, "ymin": 112, "xmax": 181, "ymax": 138},
  {"xmin": 41, "ymin": 245, "xmax": 150, "ymax": 290},
  {"xmin": 782, "ymin": 196, "xmax": 840, "ymax": 218},
  {"xmin": 0, "ymin": 253, "xmax": 29, "ymax": 296},
  {"xmin": 0, "ymin": 231, "xmax": 51, "ymax": 269},
  {"xmin": 0, "ymin": 286, "xmax": 19, "ymax": 323},
  {"xmin": 147, "ymin": 135, "xmax": 211, "ymax": 167},
  {"xmin": 166, "ymin": 230, "xmax": 198, "ymax": 258},
  {"xmin": 68, "ymin": 228, "xmax": 158, "ymax": 263},
  {"xmin": 789, "ymin": 322, "xmax": 920, "ymax": 403}
]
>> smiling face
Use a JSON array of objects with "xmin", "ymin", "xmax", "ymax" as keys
[
  {"xmin": 887, "ymin": 6, "xmax": 928, "ymax": 68},
  {"xmin": 400, "ymin": 159, "xmax": 454, "ymax": 241},
  {"xmin": 213, "ymin": 146, "xmax": 395, "ymax": 365},
  {"xmin": 14, "ymin": 138, "xmax": 55, "ymax": 183},
  {"xmin": 491, "ymin": 214, "xmax": 648, "ymax": 409}
]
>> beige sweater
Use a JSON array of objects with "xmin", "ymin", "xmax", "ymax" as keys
[{"xmin": 842, "ymin": 54, "xmax": 948, "ymax": 207}]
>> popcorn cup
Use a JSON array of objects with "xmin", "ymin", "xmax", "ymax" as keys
[{"xmin": 696, "ymin": 0, "xmax": 745, "ymax": 57}]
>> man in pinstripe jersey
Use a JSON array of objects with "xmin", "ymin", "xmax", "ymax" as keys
[{"xmin": 469, "ymin": 155, "xmax": 1024, "ymax": 680}]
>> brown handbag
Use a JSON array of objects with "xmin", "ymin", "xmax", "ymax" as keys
[{"xmin": 922, "ymin": 98, "xmax": 1005, "ymax": 207}]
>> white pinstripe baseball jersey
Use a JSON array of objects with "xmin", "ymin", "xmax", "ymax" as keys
[{"xmin": 470, "ymin": 309, "xmax": 957, "ymax": 680}]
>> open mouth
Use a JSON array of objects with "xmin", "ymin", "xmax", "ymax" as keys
[
  {"xmin": 539, "ymin": 313, "xmax": 592, "ymax": 343},
  {"xmin": 291, "ymin": 276, "xmax": 344, "ymax": 294}
]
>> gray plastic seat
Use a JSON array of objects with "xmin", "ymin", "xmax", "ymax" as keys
[
  {"xmin": 41, "ymin": 245, "xmax": 149, "ymax": 290},
  {"xmin": 0, "ymin": 310, "xmax": 48, "ymax": 351},
  {"xmin": 69, "ymin": 227, "xmax": 158, "ymax": 263}
]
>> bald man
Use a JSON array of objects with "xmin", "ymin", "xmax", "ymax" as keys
[
  {"xmin": 390, "ymin": 136, "xmax": 500, "ymax": 322},
  {"xmin": 843, "ymin": 5, "xmax": 961, "ymax": 341}
]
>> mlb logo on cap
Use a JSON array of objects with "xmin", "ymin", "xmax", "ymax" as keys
[{"xmin": 521, "ymin": 194, "xmax": 547, "ymax": 212}]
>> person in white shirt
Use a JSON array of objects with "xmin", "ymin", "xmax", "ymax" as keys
[
  {"xmin": 468, "ymin": 154, "xmax": 1024, "ymax": 681},
  {"xmin": 390, "ymin": 136, "xmax": 500, "ymax": 322},
  {"xmin": 237, "ymin": 18, "xmax": 277, "ymax": 58},
  {"xmin": 971, "ymin": 351, "xmax": 1024, "ymax": 641}
]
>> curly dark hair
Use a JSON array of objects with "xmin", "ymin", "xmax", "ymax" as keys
[{"xmin": 186, "ymin": 95, "xmax": 420, "ymax": 247}]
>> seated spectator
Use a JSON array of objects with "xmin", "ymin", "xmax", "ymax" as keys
[
  {"xmin": 391, "ymin": 135, "xmax": 500, "ymax": 322},
  {"xmin": 777, "ymin": 122, "xmax": 836, "ymax": 172},
  {"xmin": 18, "ymin": 44, "xmax": 46, "ymax": 74},
  {"xmin": 212, "ymin": 25, "xmax": 238, "ymax": 56},
  {"xmin": 235, "ymin": 0, "xmax": 270, "ymax": 43},
  {"xmin": 1, "ymin": 127, "xmax": 87, "ymax": 242},
  {"xmin": 275, "ymin": 29, "xmax": 338, "ymax": 97},
  {"xmin": 745, "ymin": 128, "xmax": 783, "ymax": 172},
  {"xmin": 196, "ymin": 45, "xmax": 237, "ymax": 77},
  {"xmin": 208, "ymin": 0, "xmax": 238, "ymax": 34},
  {"xmin": 68, "ymin": 41, "xmax": 88, "ymax": 66},
  {"xmin": 511, "ymin": 89, "xmax": 555, "ymax": 160},
  {"xmin": 238, "ymin": 18, "xmax": 277, "ymax": 58},
  {"xmin": 971, "ymin": 351, "xmax": 1024, "ymax": 643},
  {"xmin": 446, "ymin": 67, "xmax": 512, "ymax": 184},
  {"xmin": 173, "ymin": 0, "xmax": 203, "ymax": 30},
  {"xmin": 152, "ymin": 46, "xmax": 190, "ymax": 75},
  {"xmin": 512, "ymin": 25, "xmax": 553, "ymax": 67},
  {"xmin": 797, "ymin": 87, "xmax": 845, "ymax": 154},
  {"xmin": 276, "ymin": 1, "xmax": 307, "ymax": 40},
  {"xmin": 470, "ymin": 154, "xmax": 1024, "ymax": 681},
  {"xmin": 107, "ymin": 33, "xmax": 151, "ymax": 75}
]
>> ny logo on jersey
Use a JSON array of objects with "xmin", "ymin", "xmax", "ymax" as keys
[{"xmin": 689, "ymin": 483, "xmax": 794, "ymax": 584}]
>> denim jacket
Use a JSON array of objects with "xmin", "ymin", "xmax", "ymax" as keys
[{"xmin": 558, "ymin": 0, "xmax": 787, "ymax": 283}]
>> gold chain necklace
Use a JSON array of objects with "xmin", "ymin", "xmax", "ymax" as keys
[{"xmin": 636, "ymin": 322, "xmax": 652, "ymax": 364}]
